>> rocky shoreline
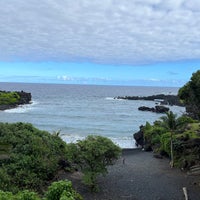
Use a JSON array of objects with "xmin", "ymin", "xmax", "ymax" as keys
[
  {"xmin": 0, "ymin": 90, "xmax": 32, "ymax": 111},
  {"xmin": 114, "ymin": 94, "xmax": 184, "ymax": 106}
]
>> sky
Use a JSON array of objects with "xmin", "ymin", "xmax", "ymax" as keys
[{"xmin": 0, "ymin": 0, "xmax": 200, "ymax": 87}]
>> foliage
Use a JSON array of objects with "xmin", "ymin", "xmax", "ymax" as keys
[
  {"xmin": 0, "ymin": 91, "xmax": 20, "ymax": 105},
  {"xmin": 0, "ymin": 180, "xmax": 82, "ymax": 200},
  {"xmin": 176, "ymin": 115, "xmax": 196, "ymax": 131},
  {"xmin": 0, "ymin": 190, "xmax": 40, "ymax": 200},
  {"xmin": 143, "ymin": 111, "xmax": 200, "ymax": 169},
  {"xmin": 44, "ymin": 180, "xmax": 82, "ymax": 200},
  {"xmin": 159, "ymin": 132, "xmax": 171, "ymax": 155},
  {"xmin": 160, "ymin": 111, "xmax": 178, "ymax": 131},
  {"xmin": 143, "ymin": 121, "xmax": 167, "ymax": 151},
  {"xmin": 68, "ymin": 135, "xmax": 121, "ymax": 192},
  {"xmin": 183, "ymin": 123, "xmax": 200, "ymax": 138},
  {"xmin": 0, "ymin": 190, "xmax": 14, "ymax": 200},
  {"xmin": 178, "ymin": 70, "xmax": 200, "ymax": 119},
  {"xmin": 0, "ymin": 122, "xmax": 122, "ymax": 195},
  {"xmin": 0, "ymin": 122, "xmax": 68, "ymax": 193},
  {"xmin": 160, "ymin": 111, "xmax": 179, "ymax": 166}
]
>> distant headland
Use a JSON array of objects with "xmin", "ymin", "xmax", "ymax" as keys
[
  {"xmin": 114, "ymin": 94, "xmax": 184, "ymax": 107},
  {"xmin": 0, "ymin": 90, "xmax": 32, "ymax": 110}
]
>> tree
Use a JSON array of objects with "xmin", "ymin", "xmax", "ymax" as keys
[
  {"xmin": 178, "ymin": 70, "xmax": 200, "ymax": 119},
  {"xmin": 160, "ymin": 111, "xmax": 178, "ymax": 168},
  {"xmin": 69, "ymin": 135, "xmax": 121, "ymax": 192}
]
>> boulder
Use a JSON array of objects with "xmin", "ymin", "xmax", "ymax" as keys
[
  {"xmin": 155, "ymin": 106, "xmax": 169, "ymax": 113},
  {"xmin": 138, "ymin": 106, "xmax": 154, "ymax": 112},
  {"xmin": 133, "ymin": 125, "xmax": 144, "ymax": 147},
  {"xmin": 138, "ymin": 105, "xmax": 169, "ymax": 113}
]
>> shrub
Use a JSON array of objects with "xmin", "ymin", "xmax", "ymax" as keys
[
  {"xmin": 0, "ymin": 180, "xmax": 82, "ymax": 200},
  {"xmin": 0, "ymin": 91, "xmax": 20, "ymax": 105},
  {"xmin": 0, "ymin": 123, "xmax": 68, "ymax": 192},
  {"xmin": 0, "ymin": 190, "xmax": 40, "ymax": 200},
  {"xmin": 44, "ymin": 180, "xmax": 82, "ymax": 200},
  {"xmin": 160, "ymin": 132, "xmax": 171, "ymax": 156},
  {"xmin": 68, "ymin": 135, "xmax": 121, "ymax": 192}
]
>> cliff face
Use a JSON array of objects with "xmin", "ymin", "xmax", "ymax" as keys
[
  {"xmin": 0, "ymin": 90, "xmax": 32, "ymax": 110},
  {"xmin": 16, "ymin": 91, "xmax": 32, "ymax": 105}
]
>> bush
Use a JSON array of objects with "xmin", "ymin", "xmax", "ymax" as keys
[
  {"xmin": 159, "ymin": 132, "xmax": 171, "ymax": 156},
  {"xmin": 0, "ymin": 180, "xmax": 82, "ymax": 200},
  {"xmin": 0, "ymin": 123, "xmax": 68, "ymax": 192},
  {"xmin": 0, "ymin": 190, "xmax": 40, "ymax": 200},
  {"xmin": 44, "ymin": 180, "xmax": 82, "ymax": 200},
  {"xmin": 0, "ymin": 91, "xmax": 20, "ymax": 105},
  {"xmin": 0, "ymin": 190, "xmax": 14, "ymax": 200},
  {"xmin": 68, "ymin": 135, "xmax": 121, "ymax": 192},
  {"xmin": 143, "ymin": 123, "xmax": 167, "ymax": 149}
]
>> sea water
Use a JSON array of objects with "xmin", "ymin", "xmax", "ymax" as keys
[{"xmin": 0, "ymin": 82, "xmax": 185, "ymax": 148}]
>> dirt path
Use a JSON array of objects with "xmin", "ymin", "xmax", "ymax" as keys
[{"xmin": 61, "ymin": 149, "xmax": 200, "ymax": 200}]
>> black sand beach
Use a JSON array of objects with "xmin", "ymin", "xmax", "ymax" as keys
[{"xmin": 60, "ymin": 149, "xmax": 200, "ymax": 200}]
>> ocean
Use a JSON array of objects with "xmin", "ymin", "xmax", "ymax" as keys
[{"xmin": 0, "ymin": 82, "xmax": 185, "ymax": 148}]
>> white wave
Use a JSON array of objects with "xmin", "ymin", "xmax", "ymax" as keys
[
  {"xmin": 61, "ymin": 134, "xmax": 86, "ymax": 144},
  {"xmin": 111, "ymin": 137, "xmax": 137, "ymax": 149},
  {"xmin": 105, "ymin": 97, "xmax": 114, "ymax": 100},
  {"xmin": 105, "ymin": 97, "xmax": 125, "ymax": 101},
  {"xmin": 61, "ymin": 134, "xmax": 137, "ymax": 149},
  {"xmin": 4, "ymin": 101, "xmax": 38, "ymax": 113}
]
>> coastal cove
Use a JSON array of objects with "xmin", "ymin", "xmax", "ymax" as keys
[{"xmin": 0, "ymin": 82, "xmax": 185, "ymax": 148}]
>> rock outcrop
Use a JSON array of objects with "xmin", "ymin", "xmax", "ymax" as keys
[
  {"xmin": 115, "ymin": 94, "xmax": 183, "ymax": 106},
  {"xmin": 133, "ymin": 125, "xmax": 144, "ymax": 147},
  {"xmin": 0, "ymin": 90, "xmax": 32, "ymax": 110},
  {"xmin": 138, "ymin": 105, "xmax": 169, "ymax": 113},
  {"xmin": 17, "ymin": 91, "xmax": 32, "ymax": 105},
  {"xmin": 133, "ymin": 125, "xmax": 152, "ymax": 151}
]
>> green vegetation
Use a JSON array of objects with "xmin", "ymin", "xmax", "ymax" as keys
[
  {"xmin": 143, "ymin": 113, "xmax": 200, "ymax": 168},
  {"xmin": 66, "ymin": 136, "xmax": 121, "ymax": 192},
  {"xmin": 0, "ymin": 122, "xmax": 68, "ymax": 193},
  {"xmin": 0, "ymin": 180, "xmax": 82, "ymax": 200},
  {"xmin": 140, "ymin": 71, "xmax": 200, "ymax": 169},
  {"xmin": 178, "ymin": 70, "xmax": 200, "ymax": 120},
  {"xmin": 0, "ymin": 91, "xmax": 20, "ymax": 105},
  {"xmin": 0, "ymin": 190, "xmax": 40, "ymax": 200},
  {"xmin": 44, "ymin": 180, "xmax": 82, "ymax": 200},
  {"xmin": 160, "ymin": 111, "xmax": 178, "ymax": 167},
  {"xmin": 0, "ymin": 122, "xmax": 121, "ymax": 198}
]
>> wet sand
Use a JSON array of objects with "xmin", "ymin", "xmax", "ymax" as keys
[{"xmin": 61, "ymin": 149, "xmax": 200, "ymax": 200}]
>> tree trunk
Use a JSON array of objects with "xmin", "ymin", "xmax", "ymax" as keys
[{"xmin": 170, "ymin": 131, "xmax": 174, "ymax": 168}]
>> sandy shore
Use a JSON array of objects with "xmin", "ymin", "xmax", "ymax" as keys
[{"xmin": 59, "ymin": 149, "xmax": 200, "ymax": 200}]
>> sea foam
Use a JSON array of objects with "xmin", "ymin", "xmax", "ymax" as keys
[
  {"xmin": 4, "ymin": 101, "xmax": 38, "ymax": 113},
  {"xmin": 61, "ymin": 134, "xmax": 136, "ymax": 149}
]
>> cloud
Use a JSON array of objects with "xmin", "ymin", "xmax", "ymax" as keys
[
  {"xmin": 57, "ymin": 74, "xmax": 112, "ymax": 84},
  {"xmin": 57, "ymin": 75, "xmax": 73, "ymax": 81},
  {"xmin": 0, "ymin": 0, "xmax": 200, "ymax": 65},
  {"xmin": 168, "ymin": 71, "xmax": 179, "ymax": 75},
  {"xmin": 148, "ymin": 78, "xmax": 161, "ymax": 82}
]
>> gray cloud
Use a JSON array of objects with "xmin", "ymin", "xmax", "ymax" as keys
[{"xmin": 0, "ymin": 0, "xmax": 200, "ymax": 65}]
